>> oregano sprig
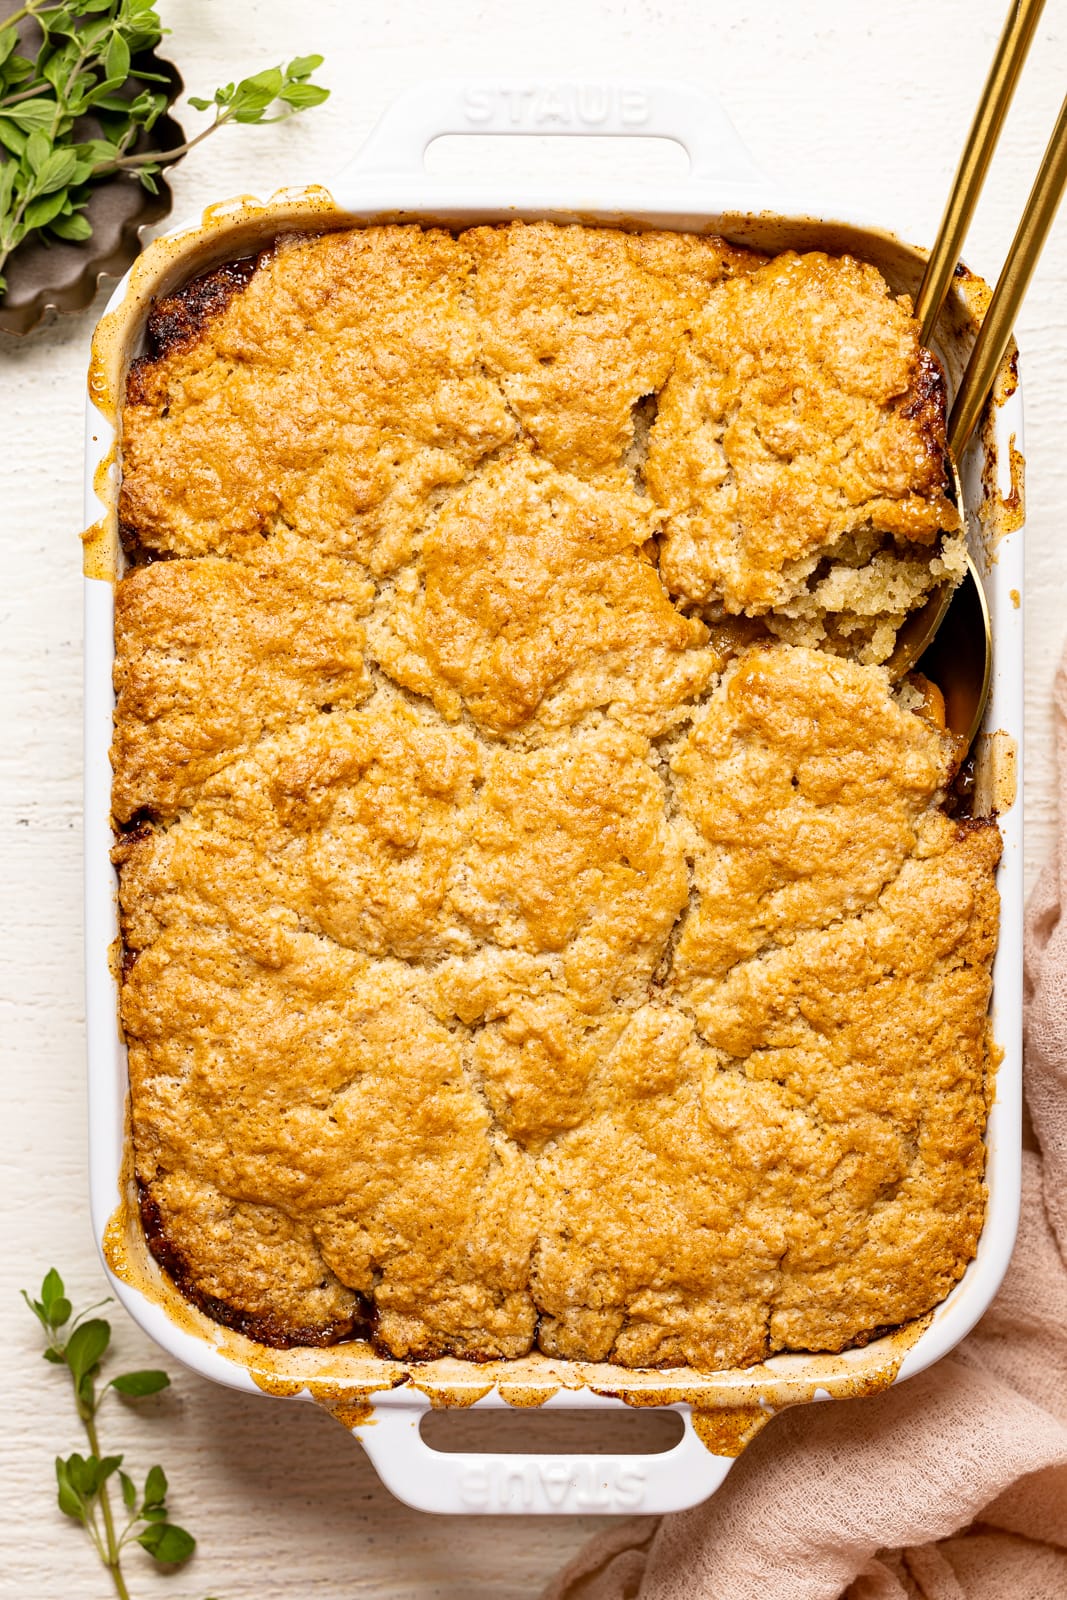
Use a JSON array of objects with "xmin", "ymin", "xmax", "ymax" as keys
[
  {"xmin": 0, "ymin": 0, "xmax": 329, "ymax": 294},
  {"xmin": 22, "ymin": 1268, "xmax": 218, "ymax": 1600}
]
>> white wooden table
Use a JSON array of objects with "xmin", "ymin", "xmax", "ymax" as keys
[{"xmin": 3, "ymin": 2, "xmax": 1065, "ymax": 1594}]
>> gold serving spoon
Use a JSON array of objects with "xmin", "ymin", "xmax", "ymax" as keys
[{"xmin": 887, "ymin": 0, "xmax": 1067, "ymax": 748}]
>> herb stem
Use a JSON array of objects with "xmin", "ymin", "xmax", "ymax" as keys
[
  {"xmin": 24, "ymin": 1270, "xmax": 200, "ymax": 1592},
  {"xmin": 1, "ymin": 1, "xmax": 58, "ymax": 28},
  {"xmin": 82, "ymin": 1500, "xmax": 110, "ymax": 1568},
  {"xmin": 0, "ymin": 78, "xmax": 51, "ymax": 108},
  {"xmin": 83, "ymin": 1405, "xmax": 130, "ymax": 1600},
  {"xmin": 99, "ymin": 109, "xmax": 228, "ymax": 172}
]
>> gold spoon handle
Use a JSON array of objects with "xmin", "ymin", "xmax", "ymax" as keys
[
  {"xmin": 949, "ymin": 91, "xmax": 1067, "ymax": 455},
  {"xmin": 915, "ymin": 0, "xmax": 1046, "ymax": 346}
]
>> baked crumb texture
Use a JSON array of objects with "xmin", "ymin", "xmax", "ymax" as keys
[{"xmin": 114, "ymin": 223, "xmax": 998, "ymax": 1369}]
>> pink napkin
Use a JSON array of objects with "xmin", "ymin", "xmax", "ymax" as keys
[{"xmin": 544, "ymin": 656, "xmax": 1067, "ymax": 1600}]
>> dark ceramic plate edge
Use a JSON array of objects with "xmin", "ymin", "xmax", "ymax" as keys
[{"xmin": 0, "ymin": 39, "xmax": 184, "ymax": 339}]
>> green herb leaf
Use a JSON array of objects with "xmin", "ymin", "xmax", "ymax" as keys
[
  {"xmin": 24, "ymin": 127, "xmax": 50, "ymax": 173},
  {"xmin": 79, "ymin": 135, "xmax": 122, "ymax": 164},
  {"xmin": 42, "ymin": 42, "xmax": 77, "ymax": 93},
  {"xmin": 119, "ymin": 1468, "xmax": 137, "ymax": 1510},
  {"xmin": 0, "ymin": 119, "xmax": 29, "ymax": 156},
  {"xmin": 229, "ymin": 65, "xmax": 284, "ymax": 123},
  {"xmin": 64, "ymin": 1317, "xmax": 111, "ymax": 1387},
  {"xmin": 55, "ymin": 1457, "xmax": 86, "ymax": 1522},
  {"xmin": 88, "ymin": 87, "xmax": 136, "ymax": 112},
  {"xmin": 2, "ymin": 51, "xmax": 35, "ymax": 85},
  {"xmin": 77, "ymin": 18, "xmax": 113, "ymax": 53},
  {"xmin": 50, "ymin": 210, "xmax": 92, "ymax": 239},
  {"xmin": 110, "ymin": 1369, "xmax": 171, "ymax": 1396},
  {"xmin": 23, "ymin": 188, "xmax": 69, "ymax": 228},
  {"xmin": 104, "ymin": 30, "xmax": 130, "ymax": 83},
  {"xmin": 68, "ymin": 152, "xmax": 98, "ymax": 183},
  {"xmin": 279, "ymin": 81, "xmax": 330, "ymax": 111},
  {"xmin": 6, "ymin": 99, "xmax": 61, "ymax": 131},
  {"xmin": 36, "ymin": 146, "xmax": 78, "ymax": 193},
  {"xmin": 143, "ymin": 1463, "xmax": 167, "ymax": 1507},
  {"xmin": 40, "ymin": 1269, "xmax": 65, "ymax": 1312},
  {"xmin": 66, "ymin": 1451, "xmax": 104, "ymax": 1497},
  {"xmin": 136, "ymin": 1521, "xmax": 196, "ymax": 1564},
  {"xmin": 49, "ymin": 1295, "xmax": 73, "ymax": 1326},
  {"xmin": 286, "ymin": 53, "xmax": 324, "ymax": 79},
  {"xmin": 20, "ymin": 1289, "xmax": 49, "ymax": 1332},
  {"xmin": 243, "ymin": 67, "xmax": 285, "ymax": 95},
  {"xmin": 40, "ymin": 1269, "xmax": 73, "ymax": 1330},
  {"xmin": 0, "ymin": 160, "xmax": 15, "ymax": 216}
]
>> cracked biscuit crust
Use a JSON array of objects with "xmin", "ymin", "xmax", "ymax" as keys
[
  {"xmin": 121, "ymin": 227, "xmax": 517, "ymax": 575},
  {"xmin": 121, "ymin": 226, "xmax": 961, "ymax": 666},
  {"xmin": 533, "ymin": 650, "xmax": 998, "ymax": 1368},
  {"xmin": 370, "ymin": 447, "xmax": 719, "ymax": 738},
  {"xmin": 647, "ymin": 250, "xmax": 960, "ymax": 644},
  {"xmin": 114, "ymin": 223, "xmax": 999, "ymax": 1368},
  {"xmin": 111, "ymin": 530, "xmax": 374, "ymax": 824}
]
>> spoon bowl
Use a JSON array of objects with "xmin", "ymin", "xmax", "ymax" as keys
[
  {"xmin": 915, "ymin": 554, "xmax": 993, "ymax": 750},
  {"xmin": 886, "ymin": 456, "xmax": 991, "ymax": 748}
]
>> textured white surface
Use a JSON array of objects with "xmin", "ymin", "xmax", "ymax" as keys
[{"xmin": 2, "ymin": 1, "xmax": 1065, "ymax": 1594}]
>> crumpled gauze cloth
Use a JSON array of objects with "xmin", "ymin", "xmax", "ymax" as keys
[{"xmin": 544, "ymin": 659, "xmax": 1067, "ymax": 1600}]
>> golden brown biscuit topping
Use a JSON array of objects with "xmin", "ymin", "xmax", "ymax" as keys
[
  {"xmin": 370, "ymin": 448, "xmax": 717, "ymax": 737},
  {"xmin": 113, "ymin": 223, "xmax": 998, "ymax": 1369},
  {"xmin": 649, "ymin": 251, "xmax": 958, "ymax": 618}
]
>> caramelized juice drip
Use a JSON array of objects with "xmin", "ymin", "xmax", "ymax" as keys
[
  {"xmin": 106, "ymin": 1183, "xmax": 934, "ymax": 1457},
  {"xmin": 690, "ymin": 1404, "xmax": 769, "ymax": 1457}
]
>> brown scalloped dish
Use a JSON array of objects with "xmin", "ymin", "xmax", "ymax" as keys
[{"xmin": 0, "ymin": 0, "xmax": 184, "ymax": 339}]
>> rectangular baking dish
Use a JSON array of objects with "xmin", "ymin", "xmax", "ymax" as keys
[{"xmin": 84, "ymin": 79, "xmax": 1024, "ymax": 1516}]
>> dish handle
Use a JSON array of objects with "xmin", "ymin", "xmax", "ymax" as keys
[
  {"xmin": 351, "ymin": 1401, "xmax": 758, "ymax": 1515},
  {"xmin": 346, "ymin": 77, "xmax": 771, "ymax": 188}
]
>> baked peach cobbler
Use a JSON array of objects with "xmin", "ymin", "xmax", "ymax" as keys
[{"xmin": 112, "ymin": 223, "xmax": 998, "ymax": 1368}]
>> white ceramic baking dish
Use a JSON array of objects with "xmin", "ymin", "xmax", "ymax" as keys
[{"xmin": 84, "ymin": 79, "xmax": 1024, "ymax": 1516}]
